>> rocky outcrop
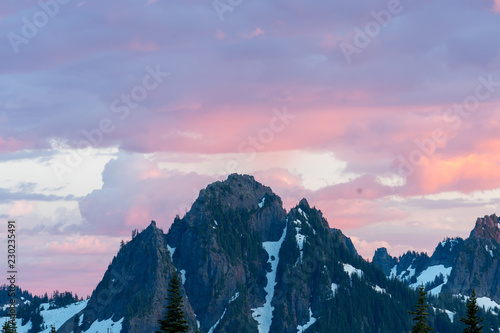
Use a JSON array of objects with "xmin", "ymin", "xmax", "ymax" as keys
[
  {"xmin": 469, "ymin": 214, "xmax": 500, "ymax": 241},
  {"xmin": 444, "ymin": 215, "xmax": 500, "ymax": 301},
  {"xmin": 372, "ymin": 248, "xmax": 396, "ymax": 276},
  {"xmin": 373, "ymin": 214, "xmax": 500, "ymax": 303},
  {"xmin": 59, "ymin": 221, "xmax": 197, "ymax": 333}
]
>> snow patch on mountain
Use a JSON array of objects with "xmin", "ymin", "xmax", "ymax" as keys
[
  {"xmin": 372, "ymin": 285, "xmax": 387, "ymax": 294},
  {"xmin": 229, "ymin": 292, "xmax": 240, "ymax": 304},
  {"xmin": 455, "ymin": 294, "xmax": 500, "ymax": 312},
  {"xmin": 396, "ymin": 260, "xmax": 416, "ymax": 282},
  {"xmin": 445, "ymin": 309, "xmax": 455, "ymax": 322},
  {"xmin": 180, "ymin": 269, "xmax": 187, "ymax": 284},
  {"xmin": 389, "ymin": 265, "xmax": 397, "ymax": 279},
  {"xmin": 207, "ymin": 292, "xmax": 240, "ymax": 332},
  {"xmin": 433, "ymin": 307, "xmax": 455, "ymax": 322},
  {"xmin": 167, "ymin": 245, "xmax": 176, "ymax": 261},
  {"xmin": 0, "ymin": 300, "xmax": 90, "ymax": 333},
  {"xmin": 294, "ymin": 220, "xmax": 306, "ymax": 264},
  {"xmin": 331, "ymin": 283, "xmax": 339, "ymax": 298},
  {"xmin": 486, "ymin": 245, "xmax": 494, "ymax": 258},
  {"xmin": 477, "ymin": 297, "xmax": 500, "ymax": 311},
  {"xmin": 79, "ymin": 313, "xmax": 84, "ymax": 326},
  {"xmin": 251, "ymin": 223, "xmax": 288, "ymax": 333},
  {"xmin": 258, "ymin": 197, "xmax": 265, "ymax": 208},
  {"xmin": 410, "ymin": 265, "xmax": 452, "ymax": 293},
  {"xmin": 440, "ymin": 239, "xmax": 458, "ymax": 251},
  {"xmin": 428, "ymin": 284, "xmax": 445, "ymax": 296},
  {"xmin": 297, "ymin": 208, "xmax": 308, "ymax": 221},
  {"xmin": 82, "ymin": 317, "xmax": 124, "ymax": 333},
  {"xmin": 296, "ymin": 307, "xmax": 316, "ymax": 333},
  {"xmin": 208, "ymin": 308, "xmax": 227, "ymax": 333},
  {"xmin": 343, "ymin": 264, "xmax": 363, "ymax": 279}
]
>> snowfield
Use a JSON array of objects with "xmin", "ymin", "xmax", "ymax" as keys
[
  {"xmin": 343, "ymin": 264, "xmax": 363, "ymax": 279},
  {"xmin": 251, "ymin": 223, "xmax": 288, "ymax": 333},
  {"xmin": 296, "ymin": 307, "xmax": 316, "ymax": 333},
  {"xmin": 82, "ymin": 317, "xmax": 124, "ymax": 333},
  {"xmin": 409, "ymin": 265, "xmax": 452, "ymax": 296},
  {"xmin": 0, "ymin": 300, "xmax": 124, "ymax": 333}
]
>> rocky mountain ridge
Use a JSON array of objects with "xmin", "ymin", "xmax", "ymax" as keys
[
  {"xmin": 7, "ymin": 174, "xmax": 500, "ymax": 332},
  {"xmin": 373, "ymin": 214, "xmax": 500, "ymax": 304},
  {"xmin": 58, "ymin": 174, "xmax": 423, "ymax": 333}
]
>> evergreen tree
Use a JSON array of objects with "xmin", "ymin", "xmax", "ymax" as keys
[
  {"xmin": 157, "ymin": 271, "xmax": 189, "ymax": 333},
  {"xmin": 460, "ymin": 289, "xmax": 484, "ymax": 333},
  {"xmin": 1, "ymin": 321, "xmax": 13, "ymax": 333},
  {"xmin": 409, "ymin": 285, "xmax": 434, "ymax": 333}
]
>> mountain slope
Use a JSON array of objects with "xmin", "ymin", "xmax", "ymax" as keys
[
  {"xmin": 373, "ymin": 214, "xmax": 500, "ymax": 325},
  {"xmin": 53, "ymin": 173, "xmax": 500, "ymax": 332}
]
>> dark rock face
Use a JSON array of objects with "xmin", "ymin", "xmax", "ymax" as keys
[
  {"xmin": 60, "ymin": 173, "xmax": 428, "ymax": 333},
  {"xmin": 372, "ymin": 248, "xmax": 396, "ymax": 276},
  {"xmin": 271, "ymin": 201, "xmax": 363, "ymax": 332},
  {"xmin": 470, "ymin": 214, "xmax": 500, "ymax": 241},
  {"xmin": 59, "ymin": 221, "xmax": 197, "ymax": 333},
  {"xmin": 373, "ymin": 214, "xmax": 500, "ymax": 303},
  {"xmin": 444, "ymin": 215, "xmax": 500, "ymax": 301},
  {"xmin": 167, "ymin": 174, "xmax": 279, "ymax": 332}
]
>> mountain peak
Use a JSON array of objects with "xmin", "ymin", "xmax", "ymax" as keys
[
  {"xmin": 372, "ymin": 247, "xmax": 396, "ymax": 276},
  {"xmin": 470, "ymin": 214, "xmax": 500, "ymax": 241},
  {"xmin": 197, "ymin": 173, "xmax": 278, "ymax": 212},
  {"xmin": 298, "ymin": 198, "xmax": 310, "ymax": 208}
]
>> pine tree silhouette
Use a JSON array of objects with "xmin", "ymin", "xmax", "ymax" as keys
[
  {"xmin": 409, "ymin": 285, "xmax": 434, "ymax": 333},
  {"xmin": 1, "ymin": 321, "xmax": 14, "ymax": 333},
  {"xmin": 460, "ymin": 289, "xmax": 484, "ymax": 333},
  {"xmin": 157, "ymin": 271, "xmax": 189, "ymax": 333}
]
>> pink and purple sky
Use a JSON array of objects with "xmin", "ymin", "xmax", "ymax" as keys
[{"xmin": 1, "ymin": 0, "xmax": 500, "ymax": 297}]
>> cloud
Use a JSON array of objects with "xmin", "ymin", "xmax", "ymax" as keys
[
  {"xmin": 1, "ymin": 0, "xmax": 499, "ymax": 158},
  {"xmin": 76, "ymin": 153, "xmax": 214, "ymax": 235},
  {"xmin": 0, "ymin": 187, "xmax": 78, "ymax": 203},
  {"xmin": 2, "ymin": 0, "xmax": 500, "ymax": 297},
  {"xmin": 349, "ymin": 236, "xmax": 391, "ymax": 260},
  {"xmin": 242, "ymin": 27, "xmax": 264, "ymax": 39},
  {"xmin": 493, "ymin": 0, "xmax": 500, "ymax": 13}
]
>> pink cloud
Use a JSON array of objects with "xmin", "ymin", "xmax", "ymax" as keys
[
  {"xmin": 493, "ymin": 0, "xmax": 500, "ymax": 13},
  {"xmin": 45, "ymin": 236, "xmax": 116, "ymax": 255},
  {"xmin": 127, "ymin": 40, "xmax": 159, "ymax": 52},
  {"xmin": 0, "ymin": 136, "xmax": 30, "ymax": 153},
  {"xmin": 242, "ymin": 27, "xmax": 265, "ymax": 39},
  {"xmin": 215, "ymin": 29, "xmax": 227, "ymax": 40},
  {"xmin": 3, "ymin": 0, "xmax": 500, "ymax": 297},
  {"xmin": 17, "ymin": 233, "xmax": 122, "ymax": 297},
  {"xmin": 404, "ymin": 153, "xmax": 500, "ymax": 195},
  {"xmin": 319, "ymin": 33, "xmax": 344, "ymax": 51},
  {"xmin": 9, "ymin": 200, "xmax": 35, "ymax": 216}
]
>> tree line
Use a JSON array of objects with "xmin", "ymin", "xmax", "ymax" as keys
[
  {"xmin": 156, "ymin": 272, "xmax": 487, "ymax": 333},
  {"xmin": 410, "ymin": 285, "xmax": 484, "ymax": 333},
  {"xmin": 0, "ymin": 275, "xmax": 487, "ymax": 332}
]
